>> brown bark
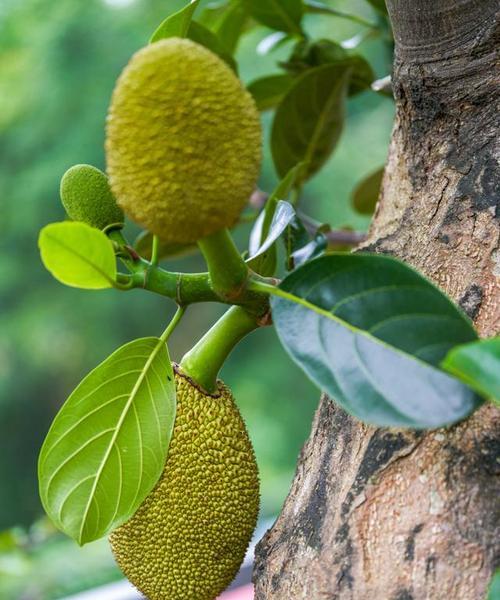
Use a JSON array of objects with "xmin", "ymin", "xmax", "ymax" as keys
[{"xmin": 253, "ymin": 2, "xmax": 500, "ymax": 599}]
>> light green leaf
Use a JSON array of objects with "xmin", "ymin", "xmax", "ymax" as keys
[
  {"xmin": 352, "ymin": 167, "xmax": 384, "ymax": 215},
  {"xmin": 442, "ymin": 337, "xmax": 500, "ymax": 405},
  {"xmin": 271, "ymin": 64, "xmax": 350, "ymax": 181},
  {"xmin": 270, "ymin": 254, "xmax": 481, "ymax": 428},
  {"xmin": 39, "ymin": 222, "xmax": 116, "ymax": 290},
  {"xmin": 242, "ymin": 0, "xmax": 303, "ymax": 34},
  {"xmin": 247, "ymin": 74, "xmax": 294, "ymax": 111},
  {"xmin": 38, "ymin": 338, "xmax": 176, "ymax": 545},
  {"xmin": 150, "ymin": 0, "xmax": 201, "ymax": 42}
]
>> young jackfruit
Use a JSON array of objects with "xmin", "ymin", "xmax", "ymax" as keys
[
  {"xmin": 60, "ymin": 164, "xmax": 124, "ymax": 230},
  {"xmin": 106, "ymin": 38, "xmax": 262, "ymax": 244},
  {"xmin": 109, "ymin": 368, "xmax": 259, "ymax": 600}
]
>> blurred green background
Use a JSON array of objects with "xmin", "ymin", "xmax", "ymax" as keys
[{"xmin": 0, "ymin": 0, "xmax": 394, "ymax": 597}]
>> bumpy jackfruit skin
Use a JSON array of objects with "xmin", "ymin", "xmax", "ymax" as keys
[
  {"xmin": 106, "ymin": 38, "xmax": 262, "ymax": 244},
  {"xmin": 109, "ymin": 368, "xmax": 259, "ymax": 600},
  {"xmin": 60, "ymin": 164, "xmax": 124, "ymax": 230}
]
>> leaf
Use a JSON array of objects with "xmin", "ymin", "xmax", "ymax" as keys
[
  {"xmin": 346, "ymin": 55, "xmax": 375, "ymax": 95},
  {"xmin": 247, "ymin": 74, "xmax": 294, "ymax": 111},
  {"xmin": 211, "ymin": 0, "xmax": 249, "ymax": 54},
  {"xmin": 257, "ymin": 31, "xmax": 290, "ymax": 55},
  {"xmin": 38, "ymin": 338, "xmax": 176, "ymax": 545},
  {"xmin": 243, "ymin": 0, "xmax": 303, "ymax": 34},
  {"xmin": 281, "ymin": 40, "xmax": 374, "ymax": 95},
  {"xmin": 150, "ymin": 2, "xmax": 237, "ymax": 71},
  {"xmin": 365, "ymin": 0, "xmax": 388, "ymax": 15},
  {"xmin": 291, "ymin": 232, "xmax": 328, "ymax": 267},
  {"xmin": 270, "ymin": 254, "xmax": 482, "ymax": 428},
  {"xmin": 283, "ymin": 214, "xmax": 311, "ymax": 270},
  {"xmin": 248, "ymin": 164, "xmax": 304, "ymax": 276},
  {"xmin": 271, "ymin": 64, "xmax": 350, "ymax": 181},
  {"xmin": 134, "ymin": 231, "xmax": 197, "ymax": 261},
  {"xmin": 442, "ymin": 337, "xmax": 500, "ymax": 405},
  {"xmin": 488, "ymin": 570, "xmax": 500, "ymax": 600},
  {"xmin": 187, "ymin": 21, "xmax": 237, "ymax": 71},
  {"xmin": 249, "ymin": 200, "xmax": 295, "ymax": 259},
  {"xmin": 150, "ymin": 0, "xmax": 201, "ymax": 42},
  {"xmin": 39, "ymin": 222, "xmax": 116, "ymax": 290},
  {"xmin": 352, "ymin": 167, "xmax": 384, "ymax": 215}
]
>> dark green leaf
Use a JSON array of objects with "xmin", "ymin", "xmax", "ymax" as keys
[
  {"xmin": 281, "ymin": 40, "xmax": 374, "ymax": 95},
  {"xmin": 283, "ymin": 214, "xmax": 310, "ymax": 270},
  {"xmin": 211, "ymin": 0, "xmax": 249, "ymax": 54},
  {"xmin": 150, "ymin": 2, "xmax": 236, "ymax": 70},
  {"xmin": 365, "ymin": 0, "xmax": 388, "ymax": 15},
  {"xmin": 39, "ymin": 222, "xmax": 116, "ymax": 290},
  {"xmin": 488, "ymin": 570, "xmax": 500, "ymax": 600},
  {"xmin": 271, "ymin": 64, "xmax": 350, "ymax": 181},
  {"xmin": 187, "ymin": 21, "xmax": 237, "ymax": 71},
  {"xmin": 271, "ymin": 254, "xmax": 481, "ymax": 428},
  {"xmin": 346, "ymin": 55, "xmax": 375, "ymax": 95},
  {"xmin": 242, "ymin": 0, "xmax": 303, "ymax": 34},
  {"xmin": 352, "ymin": 167, "xmax": 384, "ymax": 215},
  {"xmin": 248, "ymin": 164, "xmax": 304, "ymax": 276},
  {"xmin": 291, "ymin": 232, "xmax": 328, "ymax": 267},
  {"xmin": 38, "ymin": 338, "xmax": 176, "ymax": 545},
  {"xmin": 280, "ymin": 38, "xmax": 346, "ymax": 74},
  {"xmin": 442, "ymin": 337, "xmax": 500, "ymax": 405},
  {"xmin": 247, "ymin": 74, "xmax": 294, "ymax": 112},
  {"xmin": 134, "ymin": 231, "xmax": 197, "ymax": 262},
  {"xmin": 150, "ymin": 0, "xmax": 201, "ymax": 42}
]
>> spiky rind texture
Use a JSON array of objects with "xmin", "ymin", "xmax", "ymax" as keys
[
  {"xmin": 109, "ymin": 369, "xmax": 259, "ymax": 600},
  {"xmin": 60, "ymin": 164, "xmax": 124, "ymax": 230},
  {"xmin": 106, "ymin": 38, "xmax": 262, "ymax": 244}
]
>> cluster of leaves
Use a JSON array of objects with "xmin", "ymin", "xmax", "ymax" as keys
[{"xmin": 35, "ymin": 0, "xmax": 499, "ymax": 554}]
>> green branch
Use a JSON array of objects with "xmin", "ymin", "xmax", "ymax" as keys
[
  {"xmin": 180, "ymin": 306, "xmax": 261, "ymax": 393},
  {"xmin": 108, "ymin": 229, "xmax": 270, "ymax": 313},
  {"xmin": 197, "ymin": 229, "xmax": 249, "ymax": 302}
]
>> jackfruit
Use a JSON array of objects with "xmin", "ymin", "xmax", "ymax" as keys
[
  {"xmin": 106, "ymin": 38, "xmax": 262, "ymax": 244},
  {"xmin": 60, "ymin": 164, "xmax": 124, "ymax": 230},
  {"xmin": 109, "ymin": 367, "xmax": 259, "ymax": 600}
]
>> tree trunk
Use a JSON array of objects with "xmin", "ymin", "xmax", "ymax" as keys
[{"xmin": 253, "ymin": 2, "xmax": 500, "ymax": 598}]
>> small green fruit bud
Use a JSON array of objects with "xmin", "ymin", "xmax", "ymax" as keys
[{"xmin": 60, "ymin": 164, "xmax": 124, "ymax": 230}]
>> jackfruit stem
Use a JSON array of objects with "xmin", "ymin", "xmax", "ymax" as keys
[
  {"xmin": 179, "ymin": 306, "xmax": 259, "ymax": 394},
  {"xmin": 197, "ymin": 229, "xmax": 249, "ymax": 302},
  {"xmin": 150, "ymin": 235, "xmax": 160, "ymax": 266}
]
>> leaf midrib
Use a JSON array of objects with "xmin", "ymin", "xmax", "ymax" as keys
[
  {"xmin": 303, "ymin": 67, "xmax": 348, "ymax": 173},
  {"xmin": 270, "ymin": 285, "xmax": 470, "ymax": 380},
  {"xmin": 77, "ymin": 337, "xmax": 165, "ymax": 543}
]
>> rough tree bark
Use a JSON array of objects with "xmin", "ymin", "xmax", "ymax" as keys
[{"xmin": 254, "ymin": 1, "xmax": 500, "ymax": 599}]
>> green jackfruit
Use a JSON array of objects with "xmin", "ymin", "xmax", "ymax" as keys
[
  {"xmin": 106, "ymin": 38, "xmax": 262, "ymax": 244},
  {"xmin": 60, "ymin": 164, "xmax": 124, "ymax": 230},
  {"xmin": 109, "ymin": 368, "xmax": 259, "ymax": 600}
]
